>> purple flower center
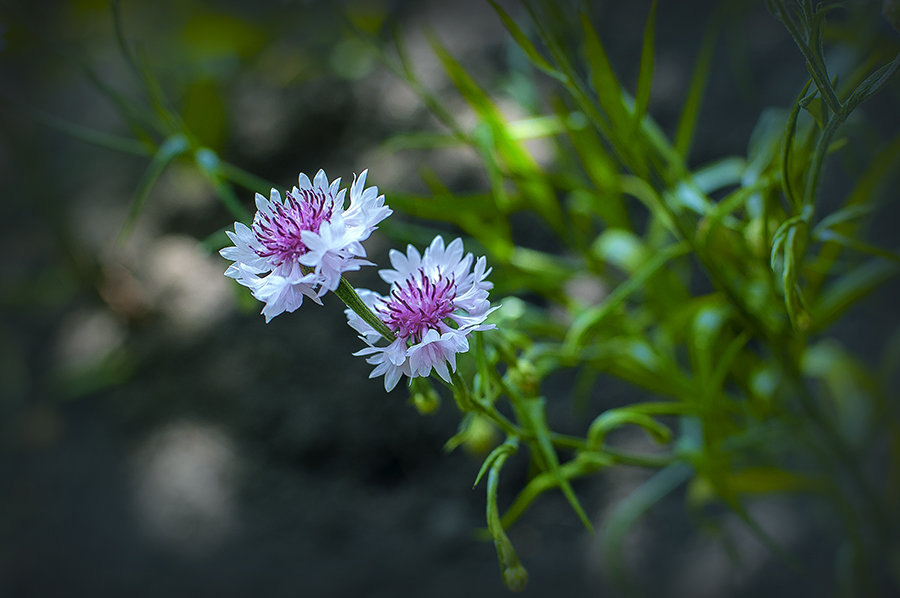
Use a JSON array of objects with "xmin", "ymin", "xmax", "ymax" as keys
[
  {"xmin": 380, "ymin": 268, "xmax": 457, "ymax": 342},
  {"xmin": 254, "ymin": 188, "xmax": 334, "ymax": 265}
]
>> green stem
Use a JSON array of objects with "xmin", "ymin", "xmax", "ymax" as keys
[
  {"xmin": 803, "ymin": 114, "xmax": 844, "ymax": 212},
  {"xmin": 549, "ymin": 433, "xmax": 674, "ymax": 468},
  {"xmin": 603, "ymin": 447, "xmax": 675, "ymax": 469},
  {"xmin": 449, "ymin": 370, "xmax": 520, "ymax": 437},
  {"xmin": 334, "ymin": 277, "xmax": 396, "ymax": 342}
]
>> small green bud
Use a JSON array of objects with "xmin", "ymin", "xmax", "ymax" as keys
[
  {"xmin": 502, "ymin": 564, "xmax": 528, "ymax": 592},
  {"xmin": 409, "ymin": 378, "xmax": 440, "ymax": 415},
  {"xmin": 463, "ymin": 415, "xmax": 498, "ymax": 455},
  {"xmin": 509, "ymin": 359, "xmax": 539, "ymax": 396},
  {"xmin": 411, "ymin": 388, "xmax": 440, "ymax": 414},
  {"xmin": 495, "ymin": 535, "xmax": 528, "ymax": 591}
]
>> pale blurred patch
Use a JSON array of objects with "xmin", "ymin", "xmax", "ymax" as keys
[
  {"xmin": 142, "ymin": 234, "xmax": 234, "ymax": 336},
  {"xmin": 54, "ymin": 308, "xmax": 127, "ymax": 372},
  {"xmin": 131, "ymin": 420, "xmax": 240, "ymax": 555},
  {"xmin": 551, "ymin": 274, "xmax": 608, "ymax": 325}
]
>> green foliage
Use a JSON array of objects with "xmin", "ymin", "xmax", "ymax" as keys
[{"xmin": 31, "ymin": 0, "xmax": 900, "ymax": 593}]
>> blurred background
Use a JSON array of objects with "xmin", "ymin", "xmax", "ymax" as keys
[{"xmin": 1, "ymin": 0, "xmax": 897, "ymax": 596}]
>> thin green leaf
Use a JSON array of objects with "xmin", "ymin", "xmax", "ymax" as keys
[
  {"xmin": 801, "ymin": 95, "xmax": 827, "ymax": 128},
  {"xmin": 783, "ymin": 225, "xmax": 810, "ymax": 331},
  {"xmin": 19, "ymin": 103, "xmax": 149, "ymax": 156},
  {"xmin": 474, "ymin": 436, "xmax": 519, "ymax": 489},
  {"xmin": 112, "ymin": 1, "xmax": 182, "ymax": 133},
  {"xmin": 708, "ymin": 331, "xmax": 751, "ymax": 396},
  {"xmin": 428, "ymin": 33, "xmax": 565, "ymax": 231},
  {"xmin": 444, "ymin": 413, "xmax": 476, "ymax": 453},
  {"xmin": 507, "ymin": 114, "xmax": 569, "ymax": 139},
  {"xmin": 194, "ymin": 148, "xmax": 252, "ymax": 222},
  {"xmin": 520, "ymin": 397, "xmax": 594, "ymax": 532},
  {"xmin": 80, "ymin": 65, "xmax": 162, "ymax": 142},
  {"xmin": 844, "ymin": 52, "xmax": 900, "ymax": 114},
  {"xmin": 814, "ymin": 230, "xmax": 900, "ymax": 264},
  {"xmin": 488, "ymin": 0, "xmax": 567, "ymax": 82},
  {"xmin": 807, "ymin": 130, "xmax": 900, "ymax": 295},
  {"xmin": 390, "ymin": 27, "xmax": 468, "ymax": 142},
  {"xmin": 692, "ymin": 157, "xmax": 746, "ymax": 194},
  {"xmin": 812, "ymin": 204, "xmax": 873, "ymax": 237},
  {"xmin": 217, "ymin": 161, "xmax": 278, "ymax": 194},
  {"xmin": 632, "ymin": 0, "xmax": 658, "ymax": 133},
  {"xmin": 578, "ymin": 12, "xmax": 630, "ymax": 138},
  {"xmin": 769, "ymin": 214, "xmax": 807, "ymax": 271},
  {"xmin": 783, "ymin": 80, "xmax": 813, "ymax": 211},
  {"xmin": 674, "ymin": 14, "xmax": 718, "ymax": 159},
  {"xmin": 698, "ymin": 179, "xmax": 765, "ymax": 249},
  {"xmin": 485, "ymin": 438, "xmax": 528, "ymax": 592},
  {"xmin": 690, "ymin": 301, "xmax": 731, "ymax": 384},
  {"xmin": 500, "ymin": 452, "xmax": 610, "ymax": 529},
  {"xmin": 118, "ymin": 134, "xmax": 190, "ymax": 241},
  {"xmin": 812, "ymin": 259, "xmax": 900, "ymax": 332},
  {"xmin": 566, "ymin": 241, "xmax": 690, "ymax": 348},
  {"xmin": 576, "ymin": 339, "xmax": 696, "ymax": 401},
  {"xmin": 587, "ymin": 409, "xmax": 671, "ymax": 447},
  {"xmin": 619, "ymin": 176, "xmax": 678, "ymax": 235}
]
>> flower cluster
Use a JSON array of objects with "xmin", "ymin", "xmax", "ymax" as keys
[
  {"xmin": 221, "ymin": 169, "xmax": 496, "ymax": 391},
  {"xmin": 346, "ymin": 236, "xmax": 497, "ymax": 391},
  {"xmin": 220, "ymin": 169, "xmax": 391, "ymax": 322}
]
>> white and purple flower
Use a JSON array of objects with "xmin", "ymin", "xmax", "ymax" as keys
[
  {"xmin": 346, "ymin": 236, "xmax": 497, "ymax": 391},
  {"xmin": 220, "ymin": 169, "xmax": 391, "ymax": 322}
]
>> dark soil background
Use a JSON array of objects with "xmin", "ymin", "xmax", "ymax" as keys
[{"xmin": 1, "ymin": 0, "xmax": 898, "ymax": 596}]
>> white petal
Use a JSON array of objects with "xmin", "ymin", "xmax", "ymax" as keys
[
  {"xmin": 313, "ymin": 169, "xmax": 329, "ymax": 190},
  {"xmin": 384, "ymin": 365, "xmax": 404, "ymax": 392},
  {"xmin": 385, "ymin": 338, "xmax": 408, "ymax": 366},
  {"xmin": 351, "ymin": 169, "xmax": 368, "ymax": 199}
]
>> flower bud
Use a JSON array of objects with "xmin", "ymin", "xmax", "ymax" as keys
[
  {"xmin": 463, "ymin": 415, "xmax": 497, "ymax": 455},
  {"xmin": 503, "ymin": 564, "xmax": 528, "ymax": 592},
  {"xmin": 411, "ymin": 387, "xmax": 440, "ymax": 415},
  {"xmin": 509, "ymin": 359, "xmax": 540, "ymax": 396}
]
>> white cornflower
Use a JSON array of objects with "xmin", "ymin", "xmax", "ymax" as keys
[
  {"xmin": 346, "ymin": 236, "xmax": 497, "ymax": 391},
  {"xmin": 220, "ymin": 169, "xmax": 391, "ymax": 322}
]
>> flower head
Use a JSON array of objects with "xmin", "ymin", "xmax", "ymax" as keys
[
  {"xmin": 220, "ymin": 169, "xmax": 391, "ymax": 322},
  {"xmin": 346, "ymin": 236, "xmax": 497, "ymax": 391}
]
